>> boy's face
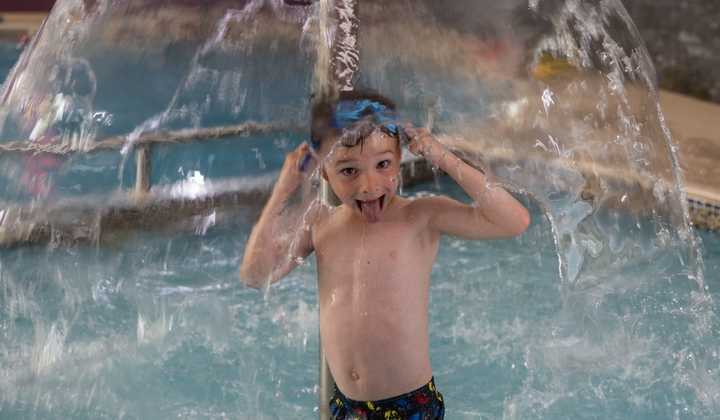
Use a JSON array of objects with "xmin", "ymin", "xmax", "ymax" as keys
[{"xmin": 323, "ymin": 129, "xmax": 401, "ymax": 223}]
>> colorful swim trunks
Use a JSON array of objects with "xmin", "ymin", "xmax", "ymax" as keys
[{"xmin": 329, "ymin": 377, "xmax": 444, "ymax": 420}]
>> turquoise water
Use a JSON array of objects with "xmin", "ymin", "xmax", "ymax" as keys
[
  {"xmin": 0, "ymin": 177, "xmax": 717, "ymax": 419},
  {"xmin": 2, "ymin": 36, "xmax": 720, "ymax": 419},
  {"xmin": 0, "ymin": 41, "xmax": 21, "ymax": 146},
  {"xmin": 0, "ymin": 43, "xmax": 21, "ymax": 82}
]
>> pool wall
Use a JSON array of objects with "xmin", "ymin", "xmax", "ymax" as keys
[{"xmin": 626, "ymin": 0, "xmax": 720, "ymax": 103}]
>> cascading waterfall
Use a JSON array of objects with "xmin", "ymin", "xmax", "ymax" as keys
[{"xmin": 0, "ymin": 0, "xmax": 715, "ymax": 418}]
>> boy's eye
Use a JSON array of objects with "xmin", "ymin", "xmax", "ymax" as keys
[
  {"xmin": 377, "ymin": 160, "xmax": 391, "ymax": 169},
  {"xmin": 340, "ymin": 167, "xmax": 357, "ymax": 177}
]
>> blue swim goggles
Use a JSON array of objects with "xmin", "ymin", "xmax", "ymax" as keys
[
  {"xmin": 301, "ymin": 99, "xmax": 408, "ymax": 171},
  {"xmin": 331, "ymin": 99, "xmax": 404, "ymax": 137},
  {"xmin": 330, "ymin": 99, "xmax": 408, "ymax": 148}
]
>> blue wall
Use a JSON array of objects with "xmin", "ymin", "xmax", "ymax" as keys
[{"xmin": 0, "ymin": 42, "xmax": 21, "ymax": 82}]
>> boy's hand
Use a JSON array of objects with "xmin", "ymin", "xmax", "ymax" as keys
[
  {"xmin": 276, "ymin": 143, "xmax": 312, "ymax": 196},
  {"xmin": 404, "ymin": 124, "xmax": 447, "ymax": 167}
]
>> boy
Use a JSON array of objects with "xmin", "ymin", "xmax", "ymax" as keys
[{"xmin": 240, "ymin": 91, "xmax": 530, "ymax": 419}]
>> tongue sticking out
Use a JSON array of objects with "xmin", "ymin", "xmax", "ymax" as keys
[{"xmin": 358, "ymin": 197, "xmax": 383, "ymax": 223}]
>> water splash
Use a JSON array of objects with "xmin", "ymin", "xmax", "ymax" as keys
[{"xmin": 0, "ymin": 0, "xmax": 713, "ymax": 418}]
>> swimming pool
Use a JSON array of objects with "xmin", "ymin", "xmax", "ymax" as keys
[
  {"xmin": 1, "ymin": 2, "xmax": 720, "ymax": 417},
  {"xmin": 0, "ymin": 176, "xmax": 717, "ymax": 419}
]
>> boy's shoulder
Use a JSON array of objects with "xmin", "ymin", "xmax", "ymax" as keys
[
  {"xmin": 309, "ymin": 202, "xmax": 344, "ymax": 238},
  {"xmin": 402, "ymin": 194, "xmax": 456, "ymax": 218},
  {"xmin": 312, "ymin": 195, "xmax": 448, "ymax": 234}
]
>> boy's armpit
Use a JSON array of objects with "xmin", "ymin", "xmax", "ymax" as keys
[{"xmin": 305, "ymin": 199, "xmax": 338, "ymax": 252}]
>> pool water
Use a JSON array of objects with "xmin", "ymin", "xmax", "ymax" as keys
[
  {"xmin": 0, "ymin": 42, "xmax": 21, "ymax": 84},
  {"xmin": 0, "ymin": 175, "xmax": 718, "ymax": 419}
]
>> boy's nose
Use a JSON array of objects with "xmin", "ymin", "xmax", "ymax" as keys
[{"xmin": 360, "ymin": 172, "xmax": 380, "ymax": 194}]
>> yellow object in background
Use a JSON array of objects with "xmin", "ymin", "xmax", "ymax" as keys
[{"xmin": 532, "ymin": 53, "xmax": 578, "ymax": 80}]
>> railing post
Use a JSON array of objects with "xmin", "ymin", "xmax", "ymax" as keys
[
  {"xmin": 319, "ymin": 0, "xmax": 359, "ymax": 417},
  {"xmin": 319, "ymin": 180, "xmax": 340, "ymax": 420},
  {"xmin": 319, "ymin": 335, "xmax": 335, "ymax": 420},
  {"xmin": 135, "ymin": 144, "xmax": 152, "ymax": 201}
]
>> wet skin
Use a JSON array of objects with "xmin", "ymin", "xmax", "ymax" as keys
[
  {"xmin": 241, "ymin": 126, "xmax": 531, "ymax": 401},
  {"xmin": 315, "ymin": 132, "xmax": 437, "ymax": 399}
]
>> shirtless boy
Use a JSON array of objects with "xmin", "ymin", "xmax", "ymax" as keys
[{"xmin": 240, "ymin": 92, "xmax": 530, "ymax": 419}]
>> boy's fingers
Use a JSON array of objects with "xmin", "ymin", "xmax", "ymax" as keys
[
  {"xmin": 402, "ymin": 124, "xmax": 432, "ymax": 142},
  {"xmin": 292, "ymin": 142, "xmax": 308, "ymax": 156},
  {"xmin": 296, "ymin": 142, "xmax": 315, "ymax": 172},
  {"xmin": 289, "ymin": 142, "xmax": 308, "ymax": 159},
  {"xmin": 403, "ymin": 123, "xmax": 418, "ymax": 138}
]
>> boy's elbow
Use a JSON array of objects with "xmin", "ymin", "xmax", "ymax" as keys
[
  {"xmin": 513, "ymin": 209, "xmax": 531, "ymax": 236},
  {"xmin": 239, "ymin": 262, "xmax": 268, "ymax": 289},
  {"xmin": 497, "ymin": 208, "xmax": 530, "ymax": 238}
]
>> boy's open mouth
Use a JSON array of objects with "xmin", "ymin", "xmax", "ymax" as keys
[{"xmin": 356, "ymin": 195, "xmax": 385, "ymax": 223}]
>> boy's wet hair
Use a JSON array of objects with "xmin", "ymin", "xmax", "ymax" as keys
[{"xmin": 311, "ymin": 90, "xmax": 403, "ymax": 150}]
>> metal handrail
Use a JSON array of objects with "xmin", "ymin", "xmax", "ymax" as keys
[{"xmin": 0, "ymin": 120, "xmax": 303, "ymax": 156}]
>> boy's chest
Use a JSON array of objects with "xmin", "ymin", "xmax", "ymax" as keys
[{"xmin": 313, "ymin": 219, "xmax": 438, "ymax": 283}]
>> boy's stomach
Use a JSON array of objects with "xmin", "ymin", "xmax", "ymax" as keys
[{"xmin": 319, "ymin": 294, "xmax": 434, "ymax": 401}]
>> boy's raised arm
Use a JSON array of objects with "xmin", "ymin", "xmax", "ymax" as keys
[
  {"xmin": 404, "ymin": 125, "xmax": 531, "ymax": 240},
  {"xmin": 240, "ymin": 143, "xmax": 317, "ymax": 288}
]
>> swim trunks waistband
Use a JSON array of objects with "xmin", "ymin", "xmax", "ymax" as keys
[{"xmin": 329, "ymin": 377, "xmax": 444, "ymax": 419}]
